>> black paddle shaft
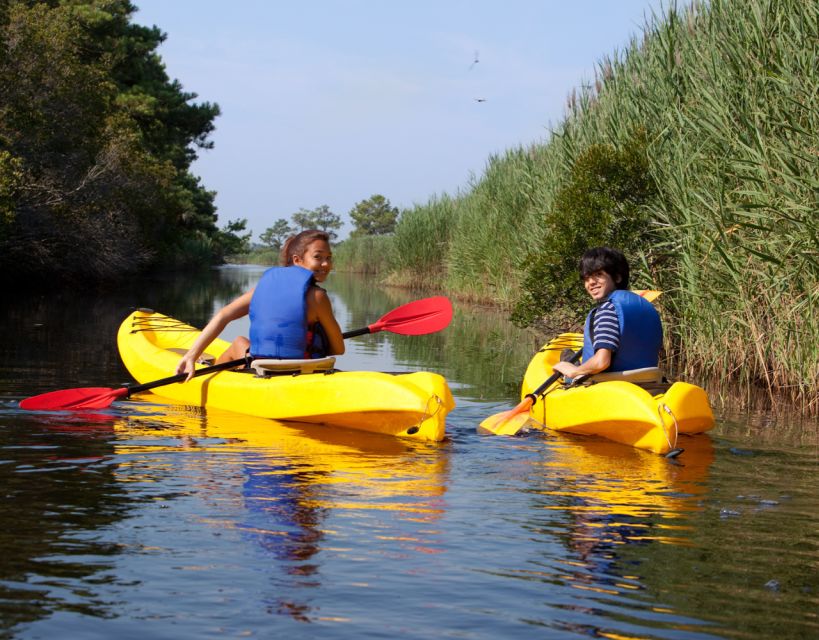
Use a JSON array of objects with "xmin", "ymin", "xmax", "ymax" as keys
[
  {"xmin": 125, "ymin": 357, "xmax": 248, "ymax": 395},
  {"xmin": 528, "ymin": 307, "xmax": 600, "ymax": 404},
  {"xmin": 128, "ymin": 326, "xmax": 369, "ymax": 395},
  {"xmin": 525, "ymin": 349, "xmax": 582, "ymax": 405},
  {"xmin": 341, "ymin": 327, "xmax": 371, "ymax": 339}
]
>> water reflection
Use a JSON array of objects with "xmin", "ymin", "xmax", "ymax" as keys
[
  {"xmin": 538, "ymin": 435, "xmax": 714, "ymax": 523},
  {"xmin": 113, "ymin": 404, "xmax": 450, "ymax": 622},
  {"xmin": 0, "ymin": 268, "xmax": 249, "ymax": 399},
  {"xmin": 532, "ymin": 436, "xmax": 713, "ymax": 556},
  {"xmin": 0, "ymin": 408, "xmax": 126, "ymax": 632},
  {"xmin": 519, "ymin": 435, "xmax": 716, "ymax": 635},
  {"xmin": 2, "ymin": 266, "xmax": 817, "ymax": 639}
]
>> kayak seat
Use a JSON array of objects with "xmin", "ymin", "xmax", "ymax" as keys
[
  {"xmin": 166, "ymin": 347, "xmax": 216, "ymax": 365},
  {"xmin": 251, "ymin": 356, "xmax": 336, "ymax": 376},
  {"xmin": 588, "ymin": 367, "xmax": 664, "ymax": 384},
  {"xmin": 586, "ymin": 367, "xmax": 672, "ymax": 395}
]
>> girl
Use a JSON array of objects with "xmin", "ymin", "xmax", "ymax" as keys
[{"xmin": 175, "ymin": 229, "xmax": 344, "ymax": 381}]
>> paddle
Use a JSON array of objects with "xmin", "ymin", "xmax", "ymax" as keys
[
  {"xmin": 477, "ymin": 351, "xmax": 580, "ymax": 436},
  {"xmin": 342, "ymin": 295, "xmax": 452, "ymax": 338},
  {"xmin": 478, "ymin": 289, "xmax": 662, "ymax": 437},
  {"xmin": 20, "ymin": 296, "xmax": 454, "ymax": 411}
]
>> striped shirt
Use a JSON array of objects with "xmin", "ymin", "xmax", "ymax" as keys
[{"xmin": 591, "ymin": 299, "xmax": 620, "ymax": 352}]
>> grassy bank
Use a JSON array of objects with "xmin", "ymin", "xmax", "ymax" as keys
[
  {"xmin": 335, "ymin": 0, "xmax": 819, "ymax": 412},
  {"xmin": 331, "ymin": 234, "xmax": 393, "ymax": 275}
]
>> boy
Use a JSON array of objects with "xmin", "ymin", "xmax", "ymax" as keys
[{"xmin": 551, "ymin": 247, "xmax": 662, "ymax": 380}]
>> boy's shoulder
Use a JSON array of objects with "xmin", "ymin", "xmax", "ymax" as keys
[{"xmin": 609, "ymin": 289, "xmax": 655, "ymax": 306}]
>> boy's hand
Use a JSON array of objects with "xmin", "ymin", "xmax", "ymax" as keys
[{"xmin": 552, "ymin": 360, "xmax": 579, "ymax": 378}]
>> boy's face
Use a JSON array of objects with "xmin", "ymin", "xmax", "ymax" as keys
[{"xmin": 583, "ymin": 270, "xmax": 620, "ymax": 301}]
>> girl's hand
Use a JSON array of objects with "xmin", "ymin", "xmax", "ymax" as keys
[{"xmin": 175, "ymin": 354, "xmax": 197, "ymax": 382}]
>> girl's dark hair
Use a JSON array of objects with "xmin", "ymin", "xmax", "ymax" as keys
[
  {"xmin": 579, "ymin": 247, "xmax": 630, "ymax": 289},
  {"xmin": 280, "ymin": 229, "xmax": 330, "ymax": 266}
]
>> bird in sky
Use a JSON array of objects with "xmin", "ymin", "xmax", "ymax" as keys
[
  {"xmin": 474, "ymin": 98, "xmax": 487, "ymax": 102},
  {"xmin": 469, "ymin": 50, "xmax": 479, "ymax": 70}
]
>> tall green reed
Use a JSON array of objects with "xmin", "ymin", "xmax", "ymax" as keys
[
  {"xmin": 370, "ymin": 0, "xmax": 819, "ymax": 410},
  {"xmin": 333, "ymin": 234, "xmax": 394, "ymax": 274},
  {"xmin": 642, "ymin": 0, "xmax": 818, "ymax": 409},
  {"xmin": 387, "ymin": 195, "xmax": 458, "ymax": 289}
]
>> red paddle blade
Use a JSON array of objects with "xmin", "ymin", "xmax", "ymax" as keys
[
  {"xmin": 20, "ymin": 386, "xmax": 128, "ymax": 411},
  {"xmin": 369, "ymin": 296, "xmax": 453, "ymax": 336}
]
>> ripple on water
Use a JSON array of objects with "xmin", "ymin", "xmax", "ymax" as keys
[{"xmin": 1, "ymin": 274, "xmax": 817, "ymax": 639}]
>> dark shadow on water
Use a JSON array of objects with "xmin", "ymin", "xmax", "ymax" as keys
[{"xmin": 0, "ymin": 409, "xmax": 128, "ymax": 632}]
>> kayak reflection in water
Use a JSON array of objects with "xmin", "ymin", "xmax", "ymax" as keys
[
  {"xmin": 174, "ymin": 229, "xmax": 345, "ymax": 381},
  {"xmin": 538, "ymin": 437, "xmax": 714, "ymax": 591},
  {"xmin": 240, "ymin": 454, "xmax": 327, "ymax": 621}
]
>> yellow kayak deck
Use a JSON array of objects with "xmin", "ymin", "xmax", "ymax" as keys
[
  {"xmin": 522, "ymin": 333, "xmax": 715, "ymax": 454},
  {"xmin": 117, "ymin": 310, "xmax": 454, "ymax": 441}
]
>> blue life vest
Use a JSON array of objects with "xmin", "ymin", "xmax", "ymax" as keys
[
  {"xmin": 240, "ymin": 456, "xmax": 306, "ymax": 560},
  {"xmin": 581, "ymin": 289, "xmax": 662, "ymax": 372},
  {"xmin": 249, "ymin": 266, "xmax": 318, "ymax": 358}
]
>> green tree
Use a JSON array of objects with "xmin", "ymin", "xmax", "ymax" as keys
[
  {"xmin": 259, "ymin": 218, "xmax": 293, "ymax": 250},
  {"xmin": 349, "ymin": 194, "xmax": 399, "ymax": 237},
  {"xmin": 0, "ymin": 150, "xmax": 22, "ymax": 230},
  {"xmin": 291, "ymin": 208, "xmax": 312, "ymax": 230},
  {"xmin": 213, "ymin": 218, "xmax": 251, "ymax": 259},
  {"xmin": 512, "ymin": 130, "xmax": 657, "ymax": 326},
  {"xmin": 0, "ymin": 0, "xmax": 222, "ymax": 285},
  {"xmin": 291, "ymin": 205, "xmax": 342, "ymax": 241}
]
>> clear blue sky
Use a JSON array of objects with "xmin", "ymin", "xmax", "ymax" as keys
[{"xmin": 132, "ymin": 0, "xmax": 664, "ymax": 239}]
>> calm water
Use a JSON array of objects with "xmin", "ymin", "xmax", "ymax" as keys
[{"xmin": 0, "ymin": 267, "xmax": 816, "ymax": 639}]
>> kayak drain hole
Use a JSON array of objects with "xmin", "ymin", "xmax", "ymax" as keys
[{"xmin": 406, "ymin": 426, "xmax": 420, "ymax": 435}]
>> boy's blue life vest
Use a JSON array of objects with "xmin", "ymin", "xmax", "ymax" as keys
[
  {"xmin": 249, "ymin": 266, "xmax": 327, "ymax": 359},
  {"xmin": 581, "ymin": 289, "xmax": 662, "ymax": 372}
]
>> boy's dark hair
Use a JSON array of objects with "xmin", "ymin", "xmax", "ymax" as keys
[{"xmin": 579, "ymin": 247, "xmax": 630, "ymax": 289}]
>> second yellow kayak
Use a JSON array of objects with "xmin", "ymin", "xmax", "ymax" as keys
[{"xmin": 522, "ymin": 333, "xmax": 715, "ymax": 454}]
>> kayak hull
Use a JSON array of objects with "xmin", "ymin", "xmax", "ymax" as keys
[
  {"xmin": 522, "ymin": 333, "xmax": 715, "ymax": 454},
  {"xmin": 117, "ymin": 310, "xmax": 454, "ymax": 441}
]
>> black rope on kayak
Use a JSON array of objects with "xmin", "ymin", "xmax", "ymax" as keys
[
  {"xmin": 130, "ymin": 316, "xmax": 198, "ymax": 334},
  {"xmin": 543, "ymin": 338, "xmax": 582, "ymax": 352}
]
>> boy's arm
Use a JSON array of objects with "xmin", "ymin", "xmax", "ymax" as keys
[
  {"xmin": 554, "ymin": 300, "xmax": 618, "ymax": 377},
  {"xmin": 552, "ymin": 348, "xmax": 612, "ymax": 378}
]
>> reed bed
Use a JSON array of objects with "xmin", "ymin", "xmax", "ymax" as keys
[
  {"xmin": 641, "ymin": 0, "xmax": 818, "ymax": 410},
  {"xmin": 375, "ymin": 0, "xmax": 819, "ymax": 411},
  {"xmin": 332, "ymin": 234, "xmax": 394, "ymax": 274},
  {"xmin": 384, "ymin": 195, "xmax": 459, "ymax": 290}
]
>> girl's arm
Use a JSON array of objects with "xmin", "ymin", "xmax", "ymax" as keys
[
  {"xmin": 308, "ymin": 287, "xmax": 345, "ymax": 355},
  {"xmin": 175, "ymin": 290, "xmax": 254, "ymax": 380}
]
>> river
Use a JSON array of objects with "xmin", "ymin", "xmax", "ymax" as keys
[{"xmin": 0, "ymin": 266, "xmax": 816, "ymax": 639}]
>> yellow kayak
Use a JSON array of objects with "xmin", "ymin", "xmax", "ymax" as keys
[
  {"xmin": 521, "ymin": 333, "xmax": 715, "ymax": 454},
  {"xmin": 117, "ymin": 309, "xmax": 454, "ymax": 441}
]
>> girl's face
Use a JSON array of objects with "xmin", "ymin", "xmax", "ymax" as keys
[
  {"xmin": 583, "ymin": 269, "xmax": 620, "ymax": 301},
  {"xmin": 293, "ymin": 239, "xmax": 333, "ymax": 282}
]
